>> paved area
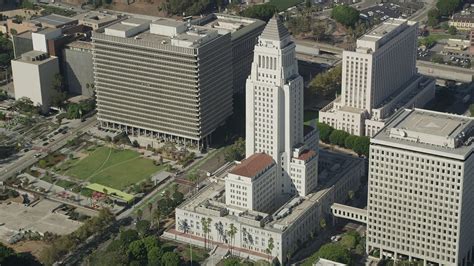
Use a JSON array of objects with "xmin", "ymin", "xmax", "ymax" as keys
[{"xmin": 0, "ymin": 199, "xmax": 82, "ymax": 242}]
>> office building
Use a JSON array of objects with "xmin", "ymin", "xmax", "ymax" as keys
[
  {"xmin": 366, "ymin": 109, "xmax": 474, "ymax": 265},
  {"xmin": 74, "ymin": 11, "xmax": 123, "ymax": 30},
  {"xmin": 333, "ymin": 108, "xmax": 474, "ymax": 266},
  {"xmin": 193, "ymin": 14, "xmax": 265, "ymax": 93},
  {"xmin": 63, "ymin": 40, "xmax": 94, "ymax": 97},
  {"xmin": 11, "ymin": 51, "xmax": 59, "ymax": 113},
  {"xmin": 319, "ymin": 19, "xmax": 435, "ymax": 137},
  {"xmin": 93, "ymin": 17, "xmax": 233, "ymax": 148},
  {"xmin": 166, "ymin": 17, "xmax": 365, "ymax": 264}
]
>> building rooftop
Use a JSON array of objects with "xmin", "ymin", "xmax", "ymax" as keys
[
  {"xmin": 260, "ymin": 15, "xmax": 290, "ymax": 42},
  {"xmin": 373, "ymin": 108, "xmax": 474, "ymax": 160},
  {"xmin": 32, "ymin": 14, "xmax": 77, "ymax": 28},
  {"xmin": 452, "ymin": 9, "xmax": 474, "ymax": 22},
  {"xmin": 358, "ymin": 18, "xmax": 416, "ymax": 51},
  {"xmin": 297, "ymin": 149, "xmax": 317, "ymax": 161},
  {"xmin": 16, "ymin": 50, "xmax": 56, "ymax": 64},
  {"xmin": 229, "ymin": 153, "xmax": 274, "ymax": 178},
  {"xmin": 75, "ymin": 11, "xmax": 120, "ymax": 25},
  {"xmin": 193, "ymin": 13, "xmax": 265, "ymax": 40},
  {"xmin": 98, "ymin": 16, "xmax": 221, "ymax": 48}
]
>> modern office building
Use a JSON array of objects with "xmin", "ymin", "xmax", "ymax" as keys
[
  {"xmin": 166, "ymin": 17, "xmax": 365, "ymax": 264},
  {"xmin": 11, "ymin": 51, "xmax": 59, "ymax": 113},
  {"xmin": 93, "ymin": 17, "xmax": 233, "ymax": 148},
  {"xmin": 319, "ymin": 19, "xmax": 435, "ymax": 137},
  {"xmin": 333, "ymin": 108, "xmax": 474, "ymax": 266},
  {"xmin": 193, "ymin": 14, "xmax": 265, "ymax": 94},
  {"xmin": 366, "ymin": 109, "xmax": 474, "ymax": 266}
]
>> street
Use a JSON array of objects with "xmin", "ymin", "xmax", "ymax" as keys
[{"xmin": 1, "ymin": 116, "xmax": 97, "ymax": 180}]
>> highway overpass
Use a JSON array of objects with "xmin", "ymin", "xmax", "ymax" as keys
[{"xmin": 295, "ymin": 42, "xmax": 474, "ymax": 83}]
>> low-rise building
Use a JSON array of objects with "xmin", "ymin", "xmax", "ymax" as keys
[
  {"xmin": 449, "ymin": 9, "xmax": 474, "ymax": 30},
  {"xmin": 167, "ymin": 150, "xmax": 364, "ymax": 264},
  {"xmin": 225, "ymin": 153, "xmax": 276, "ymax": 213},
  {"xmin": 11, "ymin": 51, "xmax": 59, "ymax": 112},
  {"xmin": 75, "ymin": 11, "xmax": 122, "ymax": 30}
]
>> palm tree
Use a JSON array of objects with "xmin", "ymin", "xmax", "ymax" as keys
[
  {"xmin": 266, "ymin": 237, "xmax": 274, "ymax": 263},
  {"xmin": 201, "ymin": 217, "xmax": 212, "ymax": 250},
  {"xmin": 147, "ymin": 202, "xmax": 153, "ymax": 217},
  {"xmin": 214, "ymin": 222, "xmax": 224, "ymax": 242},
  {"xmin": 227, "ymin": 223, "xmax": 237, "ymax": 255},
  {"xmin": 152, "ymin": 208, "xmax": 161, "ymax": 229},
  {"xmin": 178, "ymin": 219, "xmax": 190, "ymax": 234}
]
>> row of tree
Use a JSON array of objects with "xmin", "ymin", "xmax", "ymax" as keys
[
  {"xmin": 223, "ymin": 137, "xmax": 245, "ymax": 162},
  {"xmin": 90, "ymin": 224, "xmax": 181, "ymax": 265},
  {"xmin": 318, "ymin": 123, "xmax": 370, "ymax": 157},
  {"xmin": 309, "ymin": 65, "xmax": 342, "ymax": 97},
  {"xmin": 240, "ymin": 4, "xmax": 278, "ymax": 22}
]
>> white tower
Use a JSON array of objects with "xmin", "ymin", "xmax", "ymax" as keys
[{"xmin": 245, "ymin": 16, "xmax": 317, "ymax": 196}]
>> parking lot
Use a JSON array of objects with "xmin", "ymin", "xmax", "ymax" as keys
[
  {"xmin": 0, "ymin": 199, "xmax": 82, "ymax": 242},
  {"xmin": 360, "ymin": 2, "xmax": 421, "ymax": 22},
  {"xmin": 417, "ymin": 43, "xmax": 472, "ymax": 68}
]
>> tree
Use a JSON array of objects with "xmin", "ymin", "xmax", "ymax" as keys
[
  {"xmin": 51, "ymin": 73, "xmax": 67, "ymax": 108},
  {"xmin": 431, "ymin": 54, "xmax": 444, "ymax": 64},
  {"xmin": 136, "ymin": 220, "xmax": 151, "ymax": 237},
  {"xmin": 152, "ymin": 208, "xmax": 161, "ymax": 228},
  {"xmin": 201, "ymin": 217, "xmax": 212, "ymax": 250},
  {"xmin": 344, "ymin": 135, "xmax": 358, "ymax": 150},
  {"xmin": 161, "ymin": 251, "xmax": 180, "ymax": 266},
  {"xmin": 224, "ymin": 138, "xmax": 245, "ymax": 162},
  {"xmin": 309, "ymin": 65, "xmax": 342, "ymax": 97},
  {"xmin": 448, "ymin": 26, "xmax": 457, "ymax": 35},
  {"xmin": 240, "ymin": 4, "xmax": 278, "ymax": 21},
  {"xmin": 329, "ymin": 129, "xmax": 349, "ymax": 147},
  {"xmin": 120, "ymin": 229, "xmax": 139, "ymax": 246},
  {"xmin": 172, "ymin": 190, "xmax": 184, "ymax": 206},
  {"xmin": 317, "ymin": 123, "xmax": 333, "ymax": 143},
  {"xmin": 331, "ymin": 5, "xmax": 360, "ymax": 28},
  {"xmin": 312, "ymin": 20, "xmax": 327, "ymax": 41},
  {"xmin": 148, "ymin": 246, "xmax": 164, "ymax": 266},
  {"xmin": 12, "ymin": 97, "xmax": 37, "ymax": 114},
  {"xmin": 128, "ymin": 240, "xmax": 147, "ymax": 263},
  {"xmin": 312, "ymin": 243, "xmax": 351, "ymax": 264},
  {"xmin": 436, "ymin": 0, "xmax": 461, "ymax": 16},
  {"xmin": 427, "ymin": 8, "xmax": 440, "ymax": 27},
  {"xmin": 353, "ymin": 136, "xmax": 370, "ymax": 157},
  {"xmin": 227, "ymin": 223, "xmax": 237, "ymax": 255},
  {"xmin": 223, "ymin": 257, "xmax": 241, "ymax": 266},
  {"xmin": 136, "ymin": 209, "xmax": 143, "ymax": 221},
  {"xmin": 319, "ymin": 218, "xmax": 327, "ymax": 231},
  {"xmin": 266, "ymin": 237, "xmax": 274, "ymax": 262}
]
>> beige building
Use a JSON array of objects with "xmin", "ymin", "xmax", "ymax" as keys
[
  {"xmin": 11, "ymin": 51, "xmax": 59, "ymax": 113},
  {"xmin": 93, "ymin": 17, "xmax": 233, "ymax": 148},
  {"xmin": 319, "ymin": 19, "xmax": 435, "ymax": 137},
  {"xmin": 167, "ymin": 17, "xmax": 365, "ymax": 264},
  {"xmin": 225, "ymin": 153, "xmax": 276, "ymax": 213},
  {"xmin": 366, "ymin": 109, "xmax": 474, "ymax": 266},
  {"xmin": 449, "ymin": 9, "xmax": 474, "ymax": 31}
]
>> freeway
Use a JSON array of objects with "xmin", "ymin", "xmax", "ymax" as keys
[{"xmin": 1, "ymin": 116, "xmax": 97, "ymax": 180}]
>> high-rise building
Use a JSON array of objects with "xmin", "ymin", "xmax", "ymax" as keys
[
  {"xmin": 366, "ymin": 109, "xmax": 474, "ymax": 265},
  {"xmin": 169, "ymin": 17, "xmax": 365, "ymax": 264},
  {"xmin": 93, "ymin": 17, "xmax": 233, "ymax": 148},
  {"xmin": 245, "ymin": 17, "xmax": 318, "ymax": 196},
  {"xmin": 319, "ymin": 19, "xmax": 435, "ymax": 137}
]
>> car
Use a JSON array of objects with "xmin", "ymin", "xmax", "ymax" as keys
[
  {"xmin": 42, "ymin": 142, "xmax": 48, "ymax": 146},
  {"xmin": 62, "ymin": 131, "xmax": 67, "ymax": 134},
  {"xmin": 34, "ymin": 153, "xmax": 42, "ymax": 158}
]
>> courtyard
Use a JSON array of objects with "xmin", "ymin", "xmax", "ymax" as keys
[{"xmin": 61, "ymin": 146, "xmax": 165, "ymax": 190}]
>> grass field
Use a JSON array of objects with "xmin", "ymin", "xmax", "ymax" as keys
[
  {"xmin": 269, "ymin": 0, "xmax": 304, "ymax": 11},
  {"xmin": 64, "ymin": 147, "xmax": 163, "ymax": 190}
]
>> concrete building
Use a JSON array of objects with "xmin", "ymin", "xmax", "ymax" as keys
[
  {"xmin": 63, "ymin": 40, "xmax": 94, "ymax": 97},
  {"xmin": 32, "ymin": 28, "xmax": 62, "ymax": 53},
  {"xmin": 169, "ymin": 150, "xmax": 364, "ymax": 264},
  {"xmin": 31, "ymin": 14, "xmax": 78, "ymax": 29},
  {"xmin": 166, "ymin": 17, "xmax": 365, "ymax": 264},
  {"xmin": 366, "ymin": 109, "xmax": 474, "ymax": 266},
  {"xmin": 11, "ymin": 51, "xmax": 59, "ymax": 112},
  {"xmin": 12, "ymin": 31, "xmax": 34, "ymax": 59},
  {"xmin": 333, "ymin": 108, "xmax": 474, "ymax": 266},
  {"xmin": 193, "ymin": 14, "xmax": 265, "ymax": 94},
  {"xmin": 319, "ymin": 19, "xmax": 435, "ymax": 137},
  {"xmin": 245, "ymin": 16, "xmax": 318, "ymax": 196},
  {"xmin": 93, "ymin": 17, "xmax": 233, "ymax": 148},
  {"xmin": 225, "ymin": 153, "xmax": 277, "ymax": 213}
]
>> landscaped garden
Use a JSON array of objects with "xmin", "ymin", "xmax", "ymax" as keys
[{"xmin": 61, "ymin": 146, "xmax": 165, "ymax": 190}]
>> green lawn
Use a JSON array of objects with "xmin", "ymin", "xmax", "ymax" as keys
[
  {"xmin": 269, "ymin": 0, "xmax": 304, "ymax": 11},
  {"xmin": 64, "ymin": 147, "xmax": 163, "ymax": 190},
  {"xmin": 55, "ymin": 179, "xmax": 76, "ymax": 189}
]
